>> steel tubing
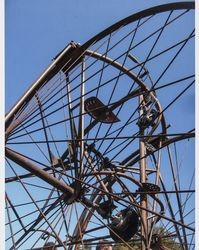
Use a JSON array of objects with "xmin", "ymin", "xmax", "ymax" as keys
[{"xmin": 5, "ymin": 147, "xmax": 75, "ymax": 195}]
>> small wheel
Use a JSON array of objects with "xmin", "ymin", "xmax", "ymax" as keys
[{"xmin": 109, "ymin": 208, "xmax": 139, "ymax": 242}]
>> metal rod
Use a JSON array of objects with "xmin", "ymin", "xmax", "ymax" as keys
[
  {"xmin": 158, "ymin": 174, "xmax": 185, "ymax": 246},
  {"xmin": 139, "ymin": 95, "xmax": 148, "ymax": 250},
  {"xmin": 36, "ymin": 94, "xmax": 54, "ymax": 165},
  {"xmin": 5, "ymin": 196, "xmax": 16, "ymax": 249},
  {"xmin": 84, "ymin": 151, "xmax": 109, "ymax": 193},
  {"xmin": 167, "ymin": 144, "xmax": 188, "ymax": 250},
  {"xmin": 65, "ymin": 72, "xmax": 78, "ymax": 178},
  {"xmin": 8, "ymin": 130, "xmax": 194, "ymax": 144},
  {"xmin": 6, "ymin": 193, "xmax": 26, "ymax": 233},
  {"xmin": 5, "ymin": 147, "xmax": 75, "ymax": 195},
  {"xmin": 78, "ymin": 57, "xmax": 85, "ymax": 176}
]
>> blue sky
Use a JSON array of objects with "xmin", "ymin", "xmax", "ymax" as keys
[{"xmin": 5, "ymin": 0, "xmax": 184, "ymax": 113}]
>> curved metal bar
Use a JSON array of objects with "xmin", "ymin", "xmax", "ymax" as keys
[
  {"xmin": 6, "ymin": 2, "xmax": 194, "ymax": 135},
  {"xmin": 84, "ymin": 50, "xmax": 166, "ymax": 136},
  {"xmin": 78, "ymin": 2, "xmax": 194, "ymax": 51},
  {"xmin": 56, "ymin": 2, "xmax": 194, "ymax": 93},
  {"xmin": 6, "ymin": 49, "xmax": 166, "ymax": 142}
]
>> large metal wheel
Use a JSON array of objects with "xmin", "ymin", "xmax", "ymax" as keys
[{"xmin": 5, "ymin": 2, "xmax": 195, "ymax": 250}]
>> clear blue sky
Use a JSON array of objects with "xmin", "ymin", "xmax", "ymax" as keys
[{"xmin": 5, "ymin": 0, "xmax": 183, "ymax": 113}]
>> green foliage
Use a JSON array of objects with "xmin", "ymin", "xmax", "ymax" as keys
[
  {"xmin": 84, "ymin": 246, "xmax": 92, "ymax": 250},
  {"xmin": 112, "ymin": 243, "xmax": 129, "ymax": 250},
  {"xmin": 151, "ymin": 226, "xmax": 181, "ymax": 250},
  {"xmin": 112, "ymin": 241, "xmax": 140, "ymax": 250},
  {"xmin": 112, "ymin": 226, "xmax": 182, "ymax": 250}
]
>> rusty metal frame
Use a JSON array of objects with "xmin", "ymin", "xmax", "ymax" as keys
[{"xmin": 5, "ymin": 2, "xmax": 195, "ymax": 250}]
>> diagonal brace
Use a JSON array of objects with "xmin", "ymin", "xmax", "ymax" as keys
[{"xmin": 5, "ymin": 147, "xmax": 75, "ymax": 195}]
